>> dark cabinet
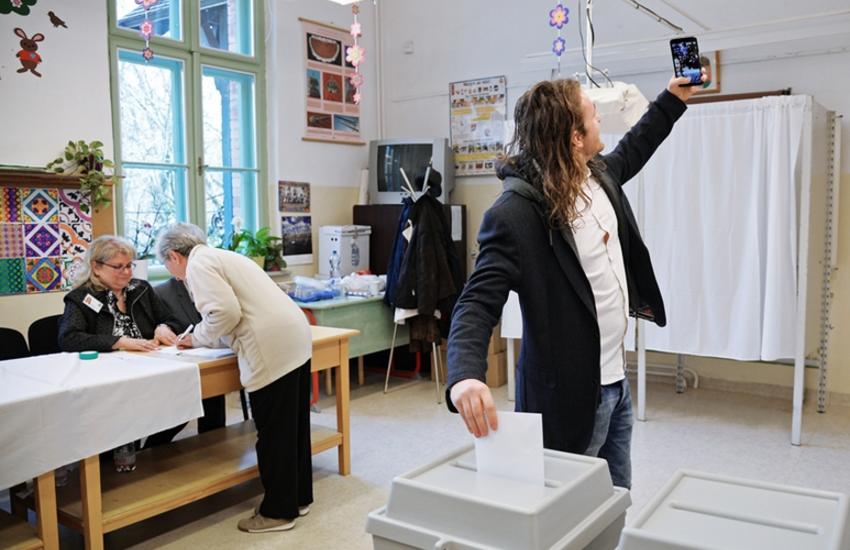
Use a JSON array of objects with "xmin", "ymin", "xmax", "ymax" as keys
[{"xmin": 353, "ymin": 204, "xmax": 467, "ymax": 281}]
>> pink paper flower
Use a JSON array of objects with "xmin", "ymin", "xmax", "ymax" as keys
[
  {"xmin": 142, "ymin": 47, "xmax": 155, "ymax": 61},
  {"xmin": 349, "ymin": 73, "xmax": 364, "ymax": 88},
  {"xmin": 549, "ymin": 4, "xmax": 569, "ymax": 29},
  {"xmin": 11, "ymin": 0, "xmax": 23, "ymax": 7},
  {"xmin": 136, "ymin": 0, "xmax": 159, "ymax": 8},
  {"xmin": 350, "ymin": 21, "xmax": 361, "ymax": 38},
  {"xmin": 353, "ymin": 92, "xmax": 361, "ymax": 104},
  {"xmin": 140, "ymin": 20, "xmax": 154, "ymax": 39},
  {"xmin": 345, "ymin": 45, "xmax": 365, "ymax": 67}
]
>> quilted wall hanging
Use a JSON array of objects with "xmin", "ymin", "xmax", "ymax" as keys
[{"xmin": 0, "ymin": 186, "xmax": 92, "ymax": 295}]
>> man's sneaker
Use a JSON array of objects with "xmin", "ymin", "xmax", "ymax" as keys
[
  {"xmin": 252, "ymin": 505, "xmax": 311, "ymax": 517},
  {"xmin": 237, "ymin": 513, "xmax": 295, "ymax": 533}
]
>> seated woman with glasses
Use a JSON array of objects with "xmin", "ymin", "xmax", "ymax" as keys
[{"xmin": 59, "ymin": 235, "xmax": 183, "ymax": 352}]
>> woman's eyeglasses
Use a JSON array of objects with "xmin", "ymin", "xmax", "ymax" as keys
[{"xmin": 96, "ymin": 260, "xmax": 136, "ymax": 272}]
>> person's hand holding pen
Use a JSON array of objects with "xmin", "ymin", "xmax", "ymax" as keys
[{"xmin": 175, "ymin": 324, "xmax": 195, "ymax": 349}]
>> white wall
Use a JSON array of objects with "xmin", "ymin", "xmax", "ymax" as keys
[
  {"xmin": 377, "ymin": 0, "xmax": 850, "ymax": 396},
  {"xmin": 0, "ymin": 0, "xmax": 112, "ymax": 337},
  {"xmin": 266, "ymin": 0, "xmax": 378, "ymax": 275}
]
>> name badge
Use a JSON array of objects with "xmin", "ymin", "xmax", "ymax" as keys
[{"xmin": 83, "ymin": 294, "xmax": 103, "ymax": 313}]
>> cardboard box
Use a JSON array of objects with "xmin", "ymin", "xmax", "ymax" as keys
[{"xmin": 485, "ymin": 351, "xmax": 507, "ymax": 388}]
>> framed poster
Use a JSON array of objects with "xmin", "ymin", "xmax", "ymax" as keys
[
  {"xmin": 449, "ymin": 75, "xmax": 507, "ymax": 176},
  {"xmin": 278, "ymin": 181, "xmax": 310, "ymax": 213},
  {"xmin": 281, "ymin": 215, "xmax": 313, "ymax": 266},
  {"xmin": 300, "ymin": 18, "xmax": 364, "ymax": 145}
]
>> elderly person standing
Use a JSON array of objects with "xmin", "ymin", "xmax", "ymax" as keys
[
  {"xmin": 59, "ymin": 235, "xmax": 182, "ymax": 352},
  {"xmin": 157, "ymin": 223, "xmax": 313, "ymax": 534}
]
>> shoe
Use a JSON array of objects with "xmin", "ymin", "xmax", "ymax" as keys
[
  {"xmin": 237, "ymin": 513, "xmax": 295, "ymax": 533},
  {"xmin": 253, "ymin": 505, "xmax": 310, "ymax": 517}
]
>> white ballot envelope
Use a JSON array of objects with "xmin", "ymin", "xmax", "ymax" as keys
[{"xmin": 474, "ymin": 411, "xmax": 545, "ymax": 486}]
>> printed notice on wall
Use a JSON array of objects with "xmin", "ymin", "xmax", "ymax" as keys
[{"xmin": 449, "ymin": 75, "xmax": 507, "ymax": 176}]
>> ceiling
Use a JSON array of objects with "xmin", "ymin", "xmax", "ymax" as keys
[{"xmin": 521, "ymin": 0, "xmax": 850, "ymax": 76}]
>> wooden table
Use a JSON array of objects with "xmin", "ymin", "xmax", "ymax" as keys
[
  {"xmin": 53, "ymin": 325, "xmax": 358, "ymax": 550},
  {"xmin": 1, "ymin": 472, "xmax": 58, "ymax": 550},
  {"xmin": 295, "ymin": 295, "xmax": 408, "ymax": 392}
]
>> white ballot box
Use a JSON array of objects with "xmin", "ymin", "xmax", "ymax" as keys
[
  {"xmin": 319, "ymin": 224, "xmax": 371, "ymax": 277},
  {"xmin": 619, "ymin": 470, "xmax": 850, "ymax": 550},
  {"xmin": 366, "ymin": 445, "xmax": 630, "ymax": 550}
]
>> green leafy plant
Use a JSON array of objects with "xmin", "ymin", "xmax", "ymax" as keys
[
  {"xmin": 227, "ymin": 226, "xmax": 286, "ymax": 271},
  {"xmin": 46, "ymin": 140, "xmax": 115, "ymax": 210}
]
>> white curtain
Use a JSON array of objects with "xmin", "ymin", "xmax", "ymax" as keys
[{"xmin": 609, "ymin": 95, "xmax": 807, "ymax": 360}]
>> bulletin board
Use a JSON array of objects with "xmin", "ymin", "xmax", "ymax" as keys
[{"xmin": 300, "ymin": 18, "xmax": 364, "ymax": 146}]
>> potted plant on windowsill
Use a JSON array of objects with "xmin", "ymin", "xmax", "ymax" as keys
[
  {"xmin": 46, "ymin": 140, "xmax": 115, "ymax": 210},
  {"xmin": 226, "ymin": 226, "xmax": 287, "ymax": 272}
]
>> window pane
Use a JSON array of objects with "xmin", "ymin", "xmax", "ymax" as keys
[
  {"xmin": 118, "ymin": 51, "xmax": 186, "ymax": 165},
  {"xmin": 205, "ymin": 170, "xmax": 256, "ymax": 248},
  {"xmin": 116, "ymin": 0, "xmax": 182, "ymax": 41},
  {"xmin": 202, "ymin": 66, "xmax": 256, "ymax": 169},
  {"xmin": 123, "ymin": 167, "xmax": 187, "ymax": 258},
  {"xmin": 199, "ymin": 0, "xmax": 253, "ymax": 56}
]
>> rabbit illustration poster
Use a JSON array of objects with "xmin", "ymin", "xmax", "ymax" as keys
[
  {"xmin": 0, "ymin": 0, "xmax": 39, "ymax": 16},
  {"xmin": 13, "ymin": 27, "xmax": 44, "ymax": 77}
]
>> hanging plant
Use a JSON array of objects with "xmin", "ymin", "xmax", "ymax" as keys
[
  {"xmin": 46, "ymin": 140, "xmax": 115, "ymax": 210},
  {"xmin": 0, "ymin": 0, "xmax": 38, "ymax": 16}
]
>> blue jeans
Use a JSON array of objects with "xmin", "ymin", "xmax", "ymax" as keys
[{"xmin": 584, "ymin": 377, "xmax": 634, "ymax": 489}]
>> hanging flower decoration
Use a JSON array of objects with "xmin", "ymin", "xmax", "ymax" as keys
[
  {"xmin": 552, "ymin": 36, "xmax": 566, "ymax": 56},
  {"xmin": 549, "ymin": 4, "xmax": 569, "ymax": 29},
  {"xmin": 346, "ymin": 3, "xmax": 365, "ymax": 104},
  {"xmin": 549, "ymin": 2, "xmax": 569, "ymax": 75},
  {"xmin": 1, "ymin": 0, "xmax": 37, "ymax": 15},
  {"xmin": 136, "ymin": 0, "xmax": 158, "ymax": 62}
]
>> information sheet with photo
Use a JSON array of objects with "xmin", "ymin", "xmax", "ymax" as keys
[{"xmin": 450, "ymin": 75, "xmax": 507, "ymax": 176}]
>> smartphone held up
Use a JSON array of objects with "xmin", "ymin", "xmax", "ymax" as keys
[{"xmin": 670, "ymin": 36, "xmax": 703, "ymax": 87}]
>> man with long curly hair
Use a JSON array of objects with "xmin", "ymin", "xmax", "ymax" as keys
[{"xmin": 447, "ymin": 72, "xmax": 703, "ymax": 489}]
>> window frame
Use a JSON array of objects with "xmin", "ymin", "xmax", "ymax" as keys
[{"xmin": 107, "ymin": 0, "xmax": 268, "ymax": 266}]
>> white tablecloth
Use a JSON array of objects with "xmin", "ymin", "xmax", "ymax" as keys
[{"xmin": 0, "ymin": 352, "xmax": 203, "ymax": 488}]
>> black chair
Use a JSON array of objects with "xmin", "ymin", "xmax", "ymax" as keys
[
  {"xmin": 27, "ymin": 314, "xmax": 62, "ymax": 356},
  {"xmin": 0, "ymin": 327, "xmax": 29, "ymax": 360}
]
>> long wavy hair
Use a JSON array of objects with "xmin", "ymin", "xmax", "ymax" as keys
[{"xmin": 501, "ymin": 78, "xmax": 601, "ymax": 227}]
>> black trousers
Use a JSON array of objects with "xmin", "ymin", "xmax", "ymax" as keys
[
  {"xmin": 249, "ymin": 360, "xmax": 313, "ymax": 520},
  {"xmin": 142, "ymin": 395, "xmax": 227, "ymax": 449}
]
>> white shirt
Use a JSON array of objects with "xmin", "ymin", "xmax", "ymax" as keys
[
  {"xmin": 185, "ymin": 245, "xmax": 312, "ymax": 392},
  {"xmin": 572, "ymin": 177, "xmax": 629, "ymax": 385}
]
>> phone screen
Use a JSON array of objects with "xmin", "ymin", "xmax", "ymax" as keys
[{"xmin": 670, "ymin": 37, "xmax": 701, "ymax": 86}]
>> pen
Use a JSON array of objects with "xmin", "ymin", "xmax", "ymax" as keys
[{"xmin": 175, "ymin": 323, "xmax": 194, "ymax": 345}]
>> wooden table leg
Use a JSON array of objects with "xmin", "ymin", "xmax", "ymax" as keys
[
  {"xmin": 325, "ymin": 370, "xmax": 334, "ymax": 396},
  {"xmin": 34, "ymin": 471, "xmax": 59, "ymax": 550},
  {"xmin": 80, "ymin": 455, "xmax": 103, "ymax": 550},
  {"xmin": 336, "ymin": 338, "xmax": 351, "ymax": 476},
  {"xmin": 357, "ymin": 356, "xmax": 364, "ymax": 386}
]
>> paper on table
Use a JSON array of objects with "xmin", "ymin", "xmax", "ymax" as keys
[
  {"xmin": 474, "ymin": 411, "xmax": 545, "ymax": 486},
  {"xmin": 179, "ymin": 347, "xmax": 234, "ymax": 359},
  {"xmin": 155, "ymin": 346, "xmax": 233, "ymax": 359}
]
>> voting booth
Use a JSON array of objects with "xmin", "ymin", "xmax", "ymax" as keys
[{"xmin": 366, "ymin": 445, "xmax": 630, "ymax": 550}]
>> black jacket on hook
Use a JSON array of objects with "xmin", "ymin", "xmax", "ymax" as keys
[{"xmin": 393, "ymin": 194, "xmax": 463, "ymax": 347}]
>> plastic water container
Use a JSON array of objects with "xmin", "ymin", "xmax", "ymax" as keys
[
  {"xmin": 366, "ymin": 445, "xmax": 630, "ymax": 549},
  {"xmin": 619, "ymin": 470, "xmax": 850, "ymax": 550}
]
